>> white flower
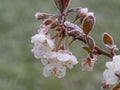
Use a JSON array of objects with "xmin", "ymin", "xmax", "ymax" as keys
[
  {"xmin": 103, "ymin": 55, "xmax": 120, "ymax": 85},
  {"xmin": 51, "ymin": 50, "xmax": 78, "ymax": 69},
  {"xmin": 42, "ymin": 58, "xmax": 67, "ymax": 78},
  {"xmin": 103, "ymin": 69, "xmax": 118, "ymax": 85},
  {"xmin": 41, "ymin": 50, "xmax": 78, "ymax": 78},
  {"xmin": 31, "ymin": 32, "xmax": 54, "ymax": 59},
  {"xmin": 43, "ymin": 62, "xmax": 66, "ymax": 78}
]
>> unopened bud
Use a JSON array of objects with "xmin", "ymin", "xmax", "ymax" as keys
[
  {"xmin": 35, "ymin": 12, "xmax": 47, "ymax": 20},
  {"xmin": 80, "ymin": 8, "xmax": 88, "ymax": 16},
  {"xmin": 77, "ymin": 8, "xmax": 88, "ymax": 19},
  {"xmin": 86, "ymin": 12, "xmax": 94, "ymax": 16}
]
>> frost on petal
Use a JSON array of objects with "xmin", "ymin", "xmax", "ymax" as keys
[
  {"xmin": 43, "ymin": 64, "xmax": 53, "ymax": 77},
  {"xmin": 41, "ymin": 58, "xmax": 51, "ymax": 66},
  {"xmin": 102, "ymin": 55, "xmax": 120, "ymax": 86},
  {"xmin": 113, "ymin": 55, "xmax": 120, "ymax": 64},
  {"xmin": 51, "ymin": 50, "xmax": 78, "ymax": 66},
  {"xmin": 54, "ymin": 65, "xmax": 66, "ymax": 78},
  {"xmin": 103, "ymin": 70, "xmax": 119, "ymax": 85},
  {"xmin": 64, "ymin": 21, "xmax": 83, "ymax": 34},
  {"xmin": 57, "ymin": 53, "xmax": 71, "ymax": 62},
  {"xmin": 31, "ymin": 32, "xmax": 54, "ymax": 49},
  {"xmin": 64, "ymin": 55, "xmax": 78, "ymax": 69},
  {"xmin": 35, "ymin": 49, "xmax": 78, "ymax": 78},
  {"xmin": 80, "ymin": 8, "xmax": 88, "ymax": 15},
  {"xmin": 64, "ymin": 21, "xmax": 80, "ymax": 30},
  {"xmin": 31, "ymin": 33, "xmax": 46, "ymax": 43},
  {"xmin": 70, "ymin": 56, "xmax": 78, "ymax": 64},
  {"xmin": 35, "ymin": 12, "xmax": 46, "ymax": 20},
  {"xmin": 52, "ymin": 50, "xmax": 78, "ymax": 69},
  {"xmin": 31, "ymin": 32, "xmax": 55, "ymax": 59},
  {"xmin": 46, "ymin": 38, "xmax": 55, "ymax": 49},
  {"xmin": 32, "ymin": 43, "xmax": 52, "ymax": 59},
  {"xmin": 86, "ymin": 12, "xmax": 94, "ymax": 16},
  {"xmin": 43, "ymin": 62, "xmax": 66, "ymax": 78},
  {"xmin": 105, "ymin": 61, "xmax": 114, "ymax": 69}
]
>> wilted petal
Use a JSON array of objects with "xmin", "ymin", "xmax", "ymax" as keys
[{"xmin": 82, "ymin": 58, "xmax": 95, "ymax": 71}]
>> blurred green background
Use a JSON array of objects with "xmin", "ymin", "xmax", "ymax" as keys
[{"xmin": 0, "ymin": 0, "xmax": 120, "ymax": 90}]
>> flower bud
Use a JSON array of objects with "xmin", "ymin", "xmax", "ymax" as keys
[
  {"xmin": 35, "ymin": 12, "xmax": 47, "ymax": 20},
  {"xmin": 77, "ymin": 8, "xmax": 88, "ymax": 18}
]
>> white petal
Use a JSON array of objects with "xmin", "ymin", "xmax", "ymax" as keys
[
  {"xmin": 113, "ymin": 55, "xmax": 120, "ymax": 63},
  {"xmin": 105, "ymin": 62, "xmax": 114, "ymax": 69},
  {"xmin": 43, "ymin": 64, "xmax": 53, "ymax": 77},
  {"xmin": 87, "ymin": 12, "xmax": 94, "ymax": 16},
  {"xmin": 46, "ymin": 39, "xmax": 55, "ymax": 49},
  {"xmin": 70, "ymin": 56, "xmax": 78, "ymax": 64},
  {"xmin": 55, "ymin": 65, "xmax": 66, "ymax": 78},
  {"xmin": 103, "ymin": 70, "xmax": 118, "ymax": 85},
  {"xmin": 57, "ymin": 54, "xmax": 71, "ymax": 62},
  {"xmin": 31, "ymin": 33, "xmax": 46, "ymax": 43}
]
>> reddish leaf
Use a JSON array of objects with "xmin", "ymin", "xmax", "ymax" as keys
[
  {"xmin": 82, "ymin": 46, "xmax": 90, "ymax": 53},
  {"xmin": 103, "ymin": 33, "xmax": 113, "ymax": 45},
  {"xmin": 54, "ymin": 0, "xmax": 70, "ymax": 14},
  {"xmin": 44, "ymin": 19, "xmax": 53, "ymax": 25},
  {"xmin": 87, "ymin": 36, "xmax": 95, "ymax": 50},
  {"xmin": 112, "ymin": 82, "xmax": 120, "ymax": 90},
  {"xmin": 82, "ymin": 13, "xmax": 96, "ymax": 35}
]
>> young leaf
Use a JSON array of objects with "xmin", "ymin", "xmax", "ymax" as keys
[
  {"xmin": 66, "ymin": 7, "xmax": 82, "ymax": 14},
  {"xmin": 54, "ymin": 0, "xmax": 70, "ymax": 14},
  {"xmin": 102, "ymin": 33, "xmax": 113, "ymax": 45},
  {"xmin": 112, "ymin": 82, "xmax": 120, "ymax": 90},
  {"xmin": 82, "ymin": 12, "xmax": 96, "ymax": 35},
  {"xmin": 86, "ymin": 36, "xmax": 95, "ymax": 50},
  {"xmin": 82, "ymin": 46, "xmax": 90, "ymax": 53}
]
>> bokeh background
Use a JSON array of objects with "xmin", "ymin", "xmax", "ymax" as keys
[{"xmin": 0, "ymin": 0, "xmax": 120, "ymax": 90}]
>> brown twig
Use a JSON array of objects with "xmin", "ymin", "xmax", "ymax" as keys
[{"xmin": 68, "ymin": 32, "xmax": 113, "ymax": 58}]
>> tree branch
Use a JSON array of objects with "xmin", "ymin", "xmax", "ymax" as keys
[{"xmin": 68, "ymin": 32, "xmax": 113, "ymax": 58}]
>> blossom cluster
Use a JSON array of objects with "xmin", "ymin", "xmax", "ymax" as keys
[
  {"xmin": 31, "ymin": 0, "xmax": 120, "ymax": 89},
  {"xmin": 31, "ymin": 27, "xmax": 78, "ymax": 78}
]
